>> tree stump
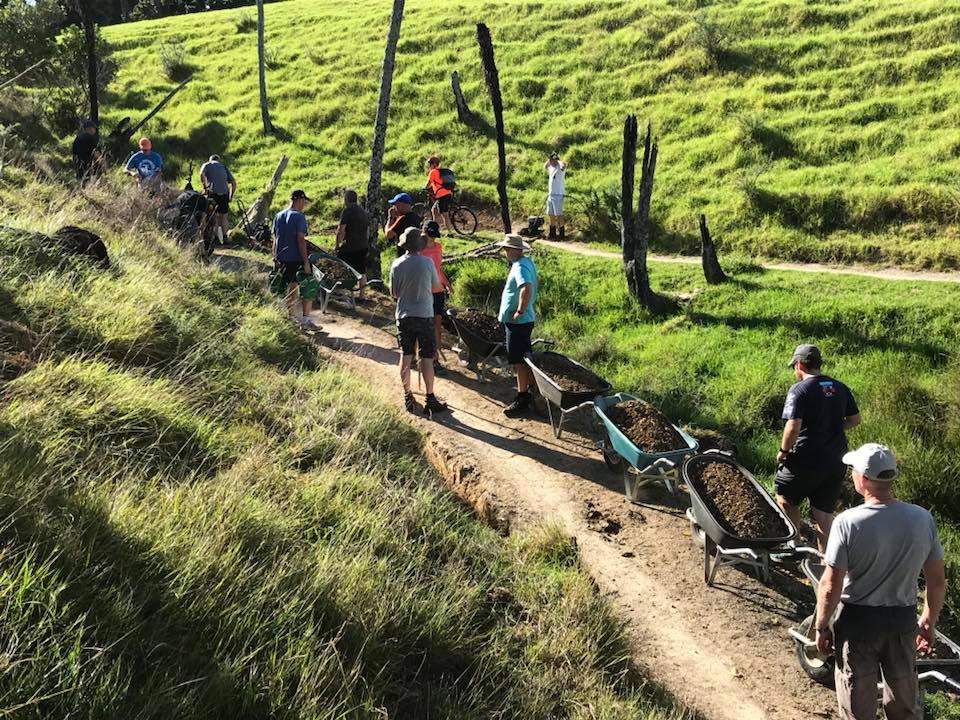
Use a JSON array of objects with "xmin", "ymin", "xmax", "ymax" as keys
[
  {"xmin": 699, "ymin": 214, "xmax": 727, "ymax": 284},
  {"xmin": 451, "ymin": 70, "xmax": 472, "ymax": 122}
]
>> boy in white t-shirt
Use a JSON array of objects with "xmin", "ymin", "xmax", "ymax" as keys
[{"xmin": 544, "ymin": 152, "xmax": 566, "ymax": 239}]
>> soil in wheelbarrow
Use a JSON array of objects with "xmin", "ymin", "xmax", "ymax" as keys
[
  {"xmin": 453, "ymin": 310, "xmax": 505, "ymax": 344},
  {"xmin": 531, "ymin": 353, "xmax": 607, "ymax": 393},
  {"xmin": 688, "ymin": 461, "xmax": 787, "ymax": 540},
  {"xmin": 315, "ymin": 258, "xmax": 355, "ymax": 285},
  {"xmin": 606, "ymin": 400, "xmax": 687, "ymax": 454}
]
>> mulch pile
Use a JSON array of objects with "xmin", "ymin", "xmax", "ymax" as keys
[
  {"xmin": 315, "ymin": 258, "xmax": 356, "ymax": 286},
  {"xmin": 606, "ymin": 399, "xmax": 686, "ymax": 453},
  {"xmin": 531, "ymin": 352, "xmax": 607, "ymax": 393},
  {"xmin": 688, "ymin": 460, "xmax": 787, "ymax": 539},
  {"xmin": 453, "ymin": 310, "xmax": 505, "ymax": 345}
]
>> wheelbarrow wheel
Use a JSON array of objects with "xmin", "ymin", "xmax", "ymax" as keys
[
  {"xmin": 794, "ymin": 615, "xmax": 835, "ymax": 687},
  {"xmin": 689, "ymin": 518, "xmax": 705, "ymax": 548}
]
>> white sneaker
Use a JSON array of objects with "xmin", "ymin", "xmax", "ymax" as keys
[{"xmin": 300, "ymin": 316, "xmax": 322, "ymax": 331}]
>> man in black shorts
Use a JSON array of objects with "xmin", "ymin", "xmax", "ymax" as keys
[
  {"xmin": 200, "ymin": 154, "xmax": 237, "ymax": 243},
  {"xmin": 776, "ymin": 344, "xmax": 860, "ymax": 550},
  {"xmin": 335, "ymin": 189, "xmax": 370, "ymax": 300},
  {"xmin": 389, "ymin": 227, "xmax": 448, "ymax": 416}
]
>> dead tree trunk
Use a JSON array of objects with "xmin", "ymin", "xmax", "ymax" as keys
[
  {"xmin": 476, "ymin": 23, "xmax": 511, "ymax": 233},
  {"xmin": 74, "ymin": 0, "xmax": 99, "ymax": 126},
  {"xmin": 699, "ymin": 214, "xmax": 727, "ymax": 284},
  {"xmin": 242, "ymin": 154, "xmax": 288, "ymax": 230},
  {"xmin": 451, "ymin": 70, "xmax": 472, "ymax": 122},
  {"xmin": 256, "ymin": 0, "xmax": 273, "ymax": 134},
  {"xmin": 365, "ymin": 0, "xmax": 405, "ymax": 282},
  {"xmin": 621, "ymin": 116, "xmax": 669, "ymax": 313}
]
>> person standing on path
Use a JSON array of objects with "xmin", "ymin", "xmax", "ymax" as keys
[
  {"xmin": 273, "ymin": 189, "xmax": 321, "ymax": 330},
  {"xmin": 335, "ymin": 189, "xmax": 371, "ymax": 301},
  {"xmin": 544, "ymin": 152, "xmax": 566, "ymax": 239},
  {"xmin": 384, "ymin": 193, "xmax": 422, "ymax": 257},
  {"xmin": 776, "ymin": 344, "xmax": 860, "ymax": 550},
  {"xmin": 124, "ymin": 137, "xmax": 163, "ymax": 193},
  {"xmin": 816, "ymin": 443, "xmax": 945, "ymax": 720},
  {"xmin": 199, "ymin": 154, "xmax": 237, "ymax": 243},
  {"xmin": 72, "ymin": 120, "xmax": 101, "ymax": 186},
  {"xmin": 389, "ymin": 227, "xmax": 448, "ymax": 416},
  {"xmin": 497, "ymin": 234, "xmax": 538, "ymax": 417},
  {"xmin": 420, "ymin": 220, "xmax": 452, "ymax": 376},
  {"xmin": 425, "ymin": 155, "xmax": 453, "ymax": 232}
]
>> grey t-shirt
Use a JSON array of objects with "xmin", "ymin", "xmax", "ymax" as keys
[
  {"xmin": 389, "ymin": 254, "xmax": 439, "ymax": 320},
  {"xmin": 200, "ymin": 160, "xmax": 235, "ymax": 194},
  {"xmin": 825, "ymin": 502, "xmax": 943, "ymax": 607}
]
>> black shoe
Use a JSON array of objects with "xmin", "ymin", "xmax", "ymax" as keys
[
  {"xmin": 404, "ymin": 392, "xmax": 418, "ymax": 413},
  {"xmin": 423, "ymin": 394, "xmax": 449, "ymax": 415},
  {"xmin": 559, "ymin": 226, "xmax": 565, "ymax": 240},
  {"xmin": 503, "ymin": 392, "xmax": 532, "ymax": 417},
  {"xmin": 548, "ymin": 226, "xmax": 557, "ymax": 239}
]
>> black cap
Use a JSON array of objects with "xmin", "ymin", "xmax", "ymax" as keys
[
  {"xmin": 291, "ymin": 189, "xmax": 312, "ymax": 202},
  {"xmin": 789, "ymin": 344, "xmax": 822, "ymax": 368},
  {"xmin": 422, "ymin": 220, "xmax": 441, "ymax": 238}
]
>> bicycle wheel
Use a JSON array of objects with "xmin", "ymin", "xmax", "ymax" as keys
[{"xmin": 451, "ymin": 205, "xmax": 478, "ymax": 236}]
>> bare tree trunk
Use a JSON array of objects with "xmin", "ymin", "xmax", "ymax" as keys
[
  {"xmin": 699, "ymin": 214, "xmax": 727, "ymax": 284},
  {"xmin": 243, "ymin": 154, "xmax": 288, "ymax": 229},
  {"xmin": 74, "ymin": 0, "xmax": 99, "ymax": 125},
  {"xmin": 364, "ymin": 0, "xmax": 404, "ymax": 282},
  {"xmin": 634, "ymin": 121, "xmax": 659, "ymax": 305},
  {"xmin": 620, "ymin": 114, "xmax": 638, "ymax": 287},
  {"xmin": 256, "ymin": 0, "xmax": 272, "ymax": 134},
  {"xmin": 451, "ymin": 70, "xmax": 472, "ymax": 122},
  {"xmin": 476, "ymin": 23, "xmax": 511, "ymax": 233},
  {"xmin": 119, "ymin": 0, "xmax": 130, "ymax": 22}
]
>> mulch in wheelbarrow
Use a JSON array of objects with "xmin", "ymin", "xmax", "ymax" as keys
[
  {"xmin": 315, "ymin": 258, "xmax": 355, "ymax": 285},
  {"xmin": 454, "ymin": 310, "xmax": 505, "ymax": 344},
  {"xmin": 606, "ymin": 399, "xmax": 687, "ymax": 454},
  {"xmin": 532, "ymin": 352, "xmax": 606, "ymax": 393},
  {"xmin": 687, "ymin": 461, "xmax": 785, "ymax": 540}
]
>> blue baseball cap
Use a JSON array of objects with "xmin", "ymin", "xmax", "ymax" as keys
[{"xmin": 388, "ymin": 192, "xmax": 413, "ymax": 205}]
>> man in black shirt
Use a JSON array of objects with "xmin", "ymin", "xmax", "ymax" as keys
[
  {"xmin": 335, "ymin": 189, "xmax": 371, "ymax": 300},
  {"xmin": 776, "ymin": 344, "xmax": 860, "ymax": 551},
  {"xmin": 71, "ymin": 120, "xmax": 101, "ymax": 186},
  {"xmin": 384, "ymin": 192, "xmax": 422, "ymax": 258}
]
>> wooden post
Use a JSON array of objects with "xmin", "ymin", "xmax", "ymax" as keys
[
  {"xmin": 256, "ymin": 0, "xmax": 273, "ymax": 134},
  {"xmin": 699, "ymin": 214, "xmax": 727, "ymax": 284},
  {"xmin": 365, "ymin": 0, "xmax": 405, "ymax": 281},
  {"xmin": 476, "ymin": 23, "xmax": 511, "ymax": 233},
  {"xmin": 451, "ymin": 70, "xmax": 472, "ymax": 122}
]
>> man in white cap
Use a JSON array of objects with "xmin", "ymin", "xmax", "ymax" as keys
[
  {"xmin": 497, "ymin": 234, "xmax": 538, "ymax": 416},
  {"xmin": 776, "ymin": 343, "xmax": 860, "ymax": 550},
  {"xmin": 815, "ymin": 443, "xmax": 945, "ymax": 720}
]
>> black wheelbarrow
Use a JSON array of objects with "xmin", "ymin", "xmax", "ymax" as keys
[{"xmin": 524, "ymin": 351, "xmax": 612, "ymax": 438}]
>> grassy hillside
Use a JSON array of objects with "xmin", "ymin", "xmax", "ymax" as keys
[
  {"xmin": 0, "ymin": 172, "xmax": 687, "ymax": 719},
  {"xmin": 100, "ymin": 0, "xmax": 960, "ymax": 268}
]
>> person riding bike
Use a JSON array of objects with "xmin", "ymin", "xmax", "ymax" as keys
[{"xmin": 424, "ymin": 155, "xmax": 454, "ymax": 232}]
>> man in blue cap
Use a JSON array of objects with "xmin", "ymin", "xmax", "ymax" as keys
[{"xmin": 384, "ymin": 192, "xmax": 422, "ymax": 257}]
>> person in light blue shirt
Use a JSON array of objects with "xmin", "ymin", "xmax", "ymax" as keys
[
  {"xmin": 496, "ymin": 233, "xmax": 538, "ymax": 416},
  {"xmin": 124, "ymin": 137, "xmax": 163, "ymax": 193}
]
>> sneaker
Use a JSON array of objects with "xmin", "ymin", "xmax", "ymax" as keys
[
  {"xmin": 404, "ymin": 392, "xmax": 419, "ymax": 413},
  {"xmin": 503, "ymin": 392, "xmax": 532, "ymax": 417},
  {"xmin": 300, "ymin": 316, "xmax": 322, "ymax": 331},
  {"xmin": 423, "ymin": 394, "xmax": 449, "ymax": 415}
]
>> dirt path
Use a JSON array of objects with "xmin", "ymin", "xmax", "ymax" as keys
[
  {"xmin": 537, "ymin": 239, "xmax": 960, "ymax": 284},
  {"xmin": 302, "ymin": 298, "xmax": 837, "ymax": 720}
]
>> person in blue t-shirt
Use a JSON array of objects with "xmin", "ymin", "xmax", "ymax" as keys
[
  {"xmin": 496, "ymin": 233, "xmax": 538, "ymax": 417},
  {"xmin": 273, "ymin": 189, "xmax": 320, "ymax": 330},
  {"xmin": 124, "ymin": 137, "xmax": 163, "ymax": 193}
]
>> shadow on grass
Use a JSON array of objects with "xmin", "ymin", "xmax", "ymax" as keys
[{"xmin": 461, "ymin": 112, "xmax": 554, "ymax": 156}]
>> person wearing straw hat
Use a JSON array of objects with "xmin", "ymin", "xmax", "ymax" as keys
[
  {"xmin": 497, "ymin": 233, "xmax": 538, "ymax": 417},
  {"xmin": 389, "ymin": 227, "xmax": 449, "ymax": 416},
  {"xmin": 815, "ymin": 443, "xmax": 945, "ymax": 720}
]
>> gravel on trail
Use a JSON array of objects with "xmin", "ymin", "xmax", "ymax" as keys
[
  {"xmin": 688, "ymin": 461, "xmax": 787, "ymax": 539},
  {"xmin": 530, "ymin": 352, "xmax": 607, "ymax": 393},
  {"xmin": 452, "ymin": 310, "xmax": 505, "ymax": 344},
  {"xmin": 316, "ymin": 258, "xmax": 356, "ymax": 285},
  {"xmin": 606, "ymin": 399, "xmax": 687, "ymax": 453}
]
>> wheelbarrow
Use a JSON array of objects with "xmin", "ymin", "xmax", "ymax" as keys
[
  {"xmin": 444, "ymin": 308, "xmax": 551, "ymax": 382},
  {"xmin": 308, "ymin": 250, "xmax": 365, "ymax": 313},
  {"xmin": 593, "ymin": 392, "xmax": 699, "ymax": 498},
  {"xmin": 682, "ymin": 451, "xmax": 798, "ymax": 586},
  {"xmin": 525, "ymin": 351, "xmax": 611, "ymax": 438}
]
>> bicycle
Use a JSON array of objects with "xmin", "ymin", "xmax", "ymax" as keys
[{"xmin": 412, "ymin": 188, "xmax": 478, "ymax": 236}]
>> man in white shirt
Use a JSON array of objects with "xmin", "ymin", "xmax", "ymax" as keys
[{"xmin": 544, "ymin": 152, "xmax": 566, "ymax": 239}]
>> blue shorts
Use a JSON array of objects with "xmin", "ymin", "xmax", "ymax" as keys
[{"xmin": 504, "ymin": 321, "xmax": 534, "ymax": 364}]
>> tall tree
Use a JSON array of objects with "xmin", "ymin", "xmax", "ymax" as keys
[
  {"xmin": 256, "ymin": 0, "xmax": 272, "ymax": 134},
  {"xmin": 364, "ymin": 0, "xmax": 404, "ymax": 281},
  {"xmin": 476, "ymin": 23, "xmax": 510, "ymax": 233},
  {"xmin": 70, "ymin": 0, "xmax": 99, "ymax": 125}
]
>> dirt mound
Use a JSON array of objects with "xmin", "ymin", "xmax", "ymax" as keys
[
  {"xmin": 0, "ymin": 319, "xmax": 39, "ymax": 380},
  {"xmin": 315, "ymin": 258, "xmax": 355, "ymax": 285},
  {"xmin": 688, "ymin": 460, "xmax": 787, "ymax": 539},
  {"xmin": 450, "ymin": 309, "xmax": 505, "ymax": 344},
  {"xmin": 530, "ymin": 352, "xmax": 607, "ymax": 393},
  {"xmin": 606, "ymin": 400, "xmax": 686, "ymax": 453}
]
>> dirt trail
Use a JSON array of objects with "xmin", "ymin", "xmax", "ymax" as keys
[
  {"xmin": 537, "ymin": 239, "xmax": 960, "ymax": 284},
  {"xmin": 302, "ymin": 298, "xmax": 837, "ymax": 720}
]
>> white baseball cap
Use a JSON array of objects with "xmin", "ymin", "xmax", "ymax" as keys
[{"xmin": 842, "ymin": 443, "xmax": 897, "ymax": 481}]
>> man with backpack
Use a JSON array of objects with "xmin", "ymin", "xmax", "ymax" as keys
[
  {"xmin": 425, "ymin": 155, "xmax": 455, "ymax": 232},
  {"xmin": 199, "ymin": 154, "xmax": 237, "ymax": 243}
]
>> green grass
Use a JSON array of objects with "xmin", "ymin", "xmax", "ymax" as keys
[
  {"xmin": 0, "ymin": 174, "xmax": 688, "ymax": 719},
  {"xmin": 98, "ymin": 0, "xmax": 960, "ymax": 269}
]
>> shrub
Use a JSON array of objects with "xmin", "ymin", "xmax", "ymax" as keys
[
  {"xmin": 576, "ymin": 185, "xmax": 621, "ymax": 244},
  {"xmin": 159, "ymin": 36, "xmax": 191, "ymax": 82},
  {"xmin": 234, "ymin": 12, "xmax": 256, "ymax": 32}
]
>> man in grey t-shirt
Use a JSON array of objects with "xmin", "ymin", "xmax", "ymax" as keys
[
  {"xmin": 200, "ymin": 155, "xmax": 237, "ymax": 242},
  {"xmin": 389, "ymin": 227, "xmax": 448, "ymax": 416},
  {"xmin": 815, "ymin": 443, "xmax": 945, "ymax": 720}
]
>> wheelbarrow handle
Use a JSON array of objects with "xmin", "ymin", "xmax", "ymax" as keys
[
  {"xmin": 919, "ymin": 671, "xmax": 960, "ymax": 694},
  {"xmin": 532, "ymin": 338, "xmax": 554, "ymax": 347},
  {"xmin": 703, "ymin": 448, "xmax": 734, "ymax": 457}
]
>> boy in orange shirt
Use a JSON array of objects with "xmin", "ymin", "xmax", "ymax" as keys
[
  {"xmin": 425, "ymin": 155, "xmax": 454, "ymax": 232},
  {"xmin": 421, "ymin": 220, "xmax": 452, "ymax": 375}
]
